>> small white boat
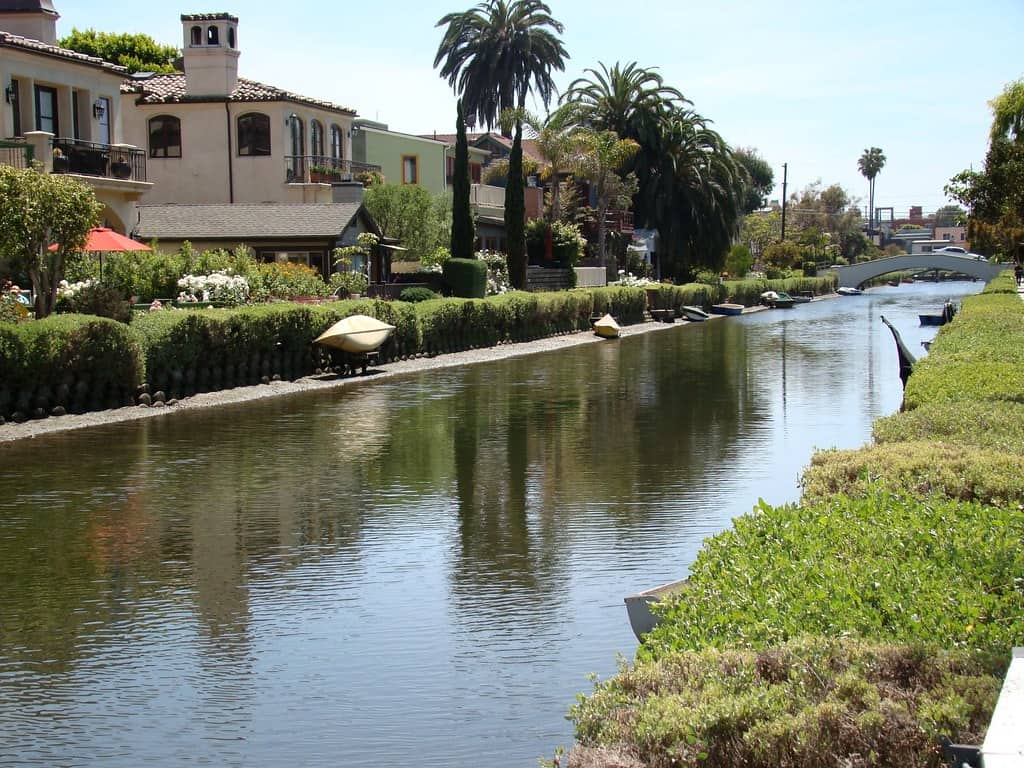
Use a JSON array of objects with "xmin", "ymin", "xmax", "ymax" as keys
[
  {"xmin": 624, "ymin": 578, "xmax": 688, "ymax": 639},
  {"xmin": 314, "ymin": 314, "xmax": 395, "ymax": 353},
  {"xmin": 837, "ymin": 286, "xmax": 863, "ymax": 296},
  {"xmin": 681, "ymin": 306, "xmax": 710, "ymax": 322},
  {"xmin": 593, "ymin": 313, "xmax": 620, "ymax": 338}
]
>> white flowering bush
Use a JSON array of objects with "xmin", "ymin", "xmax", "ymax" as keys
[
  {"xmin": 476, "ymin": 250, "xmax": 511, "ymax": 295},
  {"xmin": 57, "ymin": 278, "xmax": 97, "ymax": 300},
  {"xmin": 610, "ymin": 270, "xmax": 655, "ymax": 287},
  {"xmin": 177, "ymin": 271, "xmax": 250, "ymax": 305}
]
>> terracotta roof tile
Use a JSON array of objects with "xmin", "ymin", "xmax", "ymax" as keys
[
  {"xmin": 0, "ymin": 31, "xmax": 128, "ymax": 75},
  {"xmin": 122, "ymin": 73, "xmax": 356, "ymax": 115}
]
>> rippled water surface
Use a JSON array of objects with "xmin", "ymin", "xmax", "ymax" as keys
[{"xmin": 0, "ymin": 281, "xmax": 980, "ymax": 767}]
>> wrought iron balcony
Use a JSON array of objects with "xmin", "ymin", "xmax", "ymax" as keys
[
  {"xmin": 285, "ymin": 155, "xmax": 382, "ymax": 184},
  {"xmin": 51, "ymin": 138, "xmax": 147, "ymax": 183}
]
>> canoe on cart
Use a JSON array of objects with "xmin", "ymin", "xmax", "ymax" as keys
[{"xmin": 315, "ymin": 314, "xmax": 395, "ymax": 353}]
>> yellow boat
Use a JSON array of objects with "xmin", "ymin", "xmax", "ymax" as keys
[
  {"xmin": 314, "ymin": 314, "xmax": 395, "ymax": 353},
  {"xmin": 593, "ymin": 313, "xmax": 620, "ymax": 339}
]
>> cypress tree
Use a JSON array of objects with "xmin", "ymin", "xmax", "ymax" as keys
[
  {"xmin": 505, "ymin": 119, "xmax": 526, "ymax": 289},
  {"xmin": 450, "ymin": 100, "xmax": 475, "ymax": 260}
]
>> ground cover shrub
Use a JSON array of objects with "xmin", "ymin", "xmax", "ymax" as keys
[
  {"xmin": 902, "ymin": 292, "xmax": 1024, "ymax": 409},
  {"xmin": 873, "ymin": 401, "xmax": 1024, "ymax": 455},
  {"xmin": 802, "ymin": 442, "xmax": 1024, "ymax": 505},
  {"xmin": 63, "ymin": 283, "xmax": 132, "ymax": 324},
  {"xmin": 981, "ymin": 271, "xmax": 1017, "ymax": 294},
  {"xmin": 250, "ymin": 261, "xmax": 330, "ymax": 301},
  {"xmin": 443, "ymin": 257, "xmax": 487, "ymax": 298},
  {"xmin": 0, "ymin": 314, "xmax": 141, "ymax": 418},
  {"xmin": 641, "ymin": 490, "xmax": 1024, "ymax": 658},
  {"xmin": 399, "ymin": 286, "xmax": 439, "ymax": 303},
  {"xmin": 570, "ymin": 636, "xmax": 1003, "ymax": 768}
]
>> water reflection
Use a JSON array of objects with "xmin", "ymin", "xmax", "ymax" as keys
[{"xmin": 0, "ymin": 281, "xmax": 981, "ymax": 767}]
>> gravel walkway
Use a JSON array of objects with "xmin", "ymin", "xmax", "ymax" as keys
[{"xmin": 0, "ymin": 318, "xmax": 696, "ymax": 444}]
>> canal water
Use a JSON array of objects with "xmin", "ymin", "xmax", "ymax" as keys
[{"xmin": 0, "ymin": 281, "xmax": 980, "ymax": 767}]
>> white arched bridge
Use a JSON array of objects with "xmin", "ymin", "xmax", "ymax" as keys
[{"xmin": 830, "ymin": 253, "xmax": 1006, "ymax": 288}]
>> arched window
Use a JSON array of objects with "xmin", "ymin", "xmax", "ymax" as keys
[
  {"xmin": 148, "ymin": 115, "xmax": 181, "ymax": 158},
  {"xmin": 207, "ymin": 25, "xmax": 219, "ymax": 45},
  {"xmin": 330, "ymin": 124, "xmax": 343, "ymax": 161},
  {"xmin": 227, "ymin": 27, "xmax": 236, "ymax": 48},
  {"xmin": 311, "ymin": 120, "xmax": 324, "ymax": 162},
  {"xmin": 237, "ymin": 112, "xmax": 270, "ymax": 156},
  {"xmin": 289, "ymin": 115, "xmax": 305, "ymax": 158},
  {"xmin": 190, "ymin": 26, "xmax": 202, "ymax": 46}
]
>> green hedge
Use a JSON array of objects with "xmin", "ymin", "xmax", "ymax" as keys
[
  {"xmin": 1, "ymin": 284, "xmax": 691, "ymax": 421},
  {"xmin": 443, "ymin": 258, "xmax": 487, "ymax": 298},
  {"xmin": 0, "ymin": 314, "xmax": 141, "ymax": 419},
  {"xmin": 720, "ymin": 274, "xmax": 838, "ymax": 306}
]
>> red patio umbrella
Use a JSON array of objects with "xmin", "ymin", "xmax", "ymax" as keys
[{"xmin": 49, "ymin": 227, "xmax": 152, "ymax": 280}]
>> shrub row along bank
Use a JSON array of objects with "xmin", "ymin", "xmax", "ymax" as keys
[
  {"xmin": 568, "ymin": 272, "xmax": 1023, "ymax": 768},
  {"xmin": 0, "ymin": 287, "xmax": 646, "ymax": 421},
  {"xmin": 644, "ymin": 274, "xmax": 838, "ymax": 314}
]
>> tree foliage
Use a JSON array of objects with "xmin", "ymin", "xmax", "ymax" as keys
[
  {"xmin": 0, "ymin": 165, "xmax": 102, "ymax": 318},
  {"xmin": 363, "ymin": 184, "xmax": 450, "ymax": 263},
  {"xmin": 58, "ymin": 28, "xmax": 179, "ymax": 73},
  {"xmin": 565, "ymin": 61, "xmax": 745, "ymax": 279},
  {"xmin": 434, "ymin": 0, "xmax": 568, "ymax": 129},
  {"xmin": 573, "ymin": 129, "xmax": 639, "ymax": 270},
  {"xmin": 450, "ymin": 100, "xmax": 475, "ymax": 260},
  {"xmin": 734, "ymin": 147, "xmax": 774, "ymax": 214},
  {"xmin": 947, "ymin": 79, "xmax": 1024, "ymax": 260}
]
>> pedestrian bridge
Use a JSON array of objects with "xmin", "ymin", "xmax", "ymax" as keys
[{"xmin": 831, "ymin": 253, "xmax": 1005, "ymax": 288}]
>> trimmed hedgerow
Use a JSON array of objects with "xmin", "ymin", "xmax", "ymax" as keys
[
  {"xmin": 720, "ymin": 274, "xmax": 837, "ymax": 306},
  {"xmin": 588, "ymin": 286, "xmax": 647, "ymax": 323},
  {"xmin": 873, "ymin": 401, "xmax": 1024, "ymax": 455},
  {"xmin": 0, "ymin": 314, "xmax": 141, "ymax": 418}
]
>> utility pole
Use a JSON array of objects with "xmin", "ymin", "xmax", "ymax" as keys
[{"xmin": 780, "ymin": 163, "xmax": 788, "ymax": 242}]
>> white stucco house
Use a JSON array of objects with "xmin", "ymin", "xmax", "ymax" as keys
[
  {"xmin": 120, "ymin": 13, "xmax": 380, "ymax": 207},
  {"xmin": 0, "ymin": 0, "xmax": 152, "ymax": 232}
]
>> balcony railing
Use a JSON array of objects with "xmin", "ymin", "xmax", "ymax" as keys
[
  {"xmin": 0, "ymin": 139, "xmax": 33, "ymax": 169},
  {"xmin": 285, "ymin": 156, "xmax": 382, "ymax": 184},
  {"xmin": 51, "ymin": 138, "xmax": 147, "ymax": 183}
]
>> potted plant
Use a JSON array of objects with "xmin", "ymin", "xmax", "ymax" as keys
[{"xmin": 309, "ymin": 165, "xmax": 340, "ymax": 183}]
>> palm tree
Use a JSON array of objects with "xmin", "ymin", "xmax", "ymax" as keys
[
  {"xmin": 435, "ymin": 0, "xmax": 568, "ymax": 288},
  {"xmin": 657, "ymin": 108, "xmax": 745, "ymax": 274},
  {"xmin": 502, "ymin": 102, "xmax": 581, "ymax": 221},
  {"xmin": 857, "ymin": 147, "xmax": 886, "ymax": 233},
  {"xmin": 573, "ymin": 129, "xmax": 639, "ymax": 272},
  {"xmin": 435, "ymin": 0, "xmax": 567, "ymax": 128}
]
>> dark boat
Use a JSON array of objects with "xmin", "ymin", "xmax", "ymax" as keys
[
  {"xmin": 919, "ymin": 300, "xmax": 957, "ymax": 326},
  {"xmin": 710, "ymin": 303, "xmax": 744, "ymax": 316}
]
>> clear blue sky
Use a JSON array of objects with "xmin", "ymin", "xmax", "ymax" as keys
[{"xmin": 57, "ymin": 0, "xmax": 1023, "ymax": 215}]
